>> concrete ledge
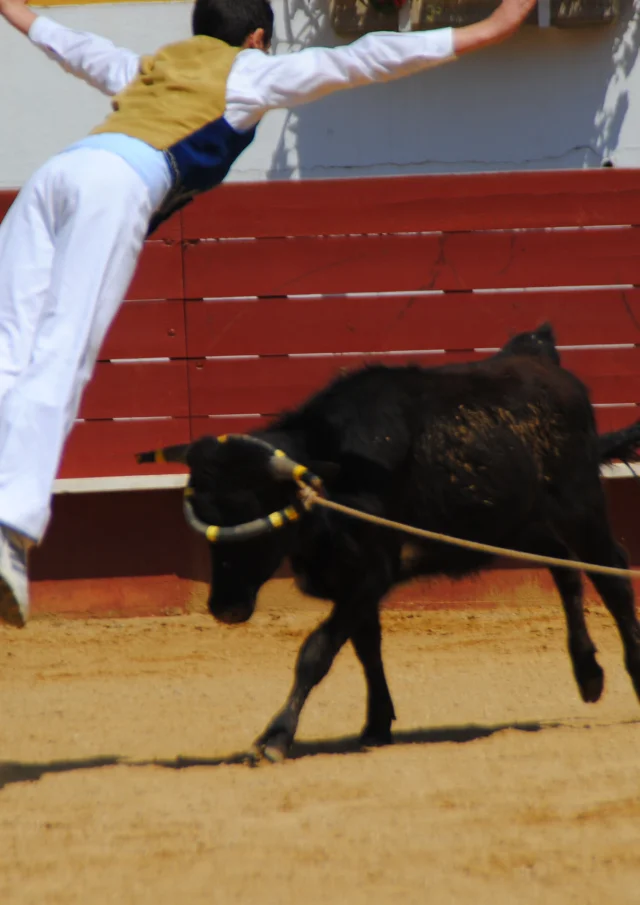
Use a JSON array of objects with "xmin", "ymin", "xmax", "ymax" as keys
[
  {"xmin": 600, "ymin": 462, "xmax": 640, "ymax": 479},
  {"xmin": 53, "ymin": 474, "xmax": 188, "ymax": 494}
]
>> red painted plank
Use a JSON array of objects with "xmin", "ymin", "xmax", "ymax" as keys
[
  {"xmin": 59, "ymin": 417, "xmax": 190, "ymax": 478},
  {"xmin": 594, "ymin": 406, "xmax": 640, "ymax": 433},
  {"xmin": 127, "ymin": 240, "xmax": 183, "ymax": 301},
  {"xmin": 186, "ymin": 289, "xmax": 640, "ymax": 358},
  {"xmin": 100, "ymin": 301, "xmax": 186, "ymax": 360},
  {"xmin": 80, "ymin": 361, "xmax": 189, "ymax": 419},
  {"xmin": 188, "ymin": 347, "xmax": 640, "ymax": 417},
  {"xmin": 0, "ymin": 190, "xmax": 15, "ymax": 223},
  {"xmin": 562, "ymin": 348, "xmax": 640, "ymax": 404},
  {"xmin": 188, "ymin": 353, "xmax": 482, "ymax": 417},
  {"xmin": 153, "ymin": 212, "xmax": 182, "ymax": 243},
  {"xmin": 182, "ymin": 170, "xmax": 640, "ymax": 239},
  {"xmin": 183, "ymin": 227, "xmax": 640, "ymax": 299}
]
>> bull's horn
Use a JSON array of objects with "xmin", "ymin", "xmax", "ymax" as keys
[
  {"xmin": 267, "ymin": 451, "xmax": 322, "ymax": 488},
  {"xmin": 213, "ymin": 435, "xmax": 323, "ymax": 488},
  {"xmin": 138, "ymin": 435, "xmax": 320, "ymax": 488},
  {"xmin": 183, "ymin": 489, "xmax": 300, "ymax": 544}
]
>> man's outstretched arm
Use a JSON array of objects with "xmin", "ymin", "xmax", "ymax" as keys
[
  {"xmin": 0, "ymin": 0, "xmax": 140, "ymax": 96},
  {"xmin": 228, "ymin": 0, "xmax": 537, "ymax": 126}
]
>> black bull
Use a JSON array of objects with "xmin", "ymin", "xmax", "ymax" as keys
[{"xmin": 139, "ymin": 324, "xmax": 640, "ymax": 762}]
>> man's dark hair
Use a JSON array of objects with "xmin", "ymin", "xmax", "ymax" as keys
[{"xmin": 192, "ymin": 0, "xmax": 274, "ymax": 47}]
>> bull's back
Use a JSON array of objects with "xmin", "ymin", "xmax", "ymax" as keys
[{"xmin": 280, "ymin": 355, "xmax": 596, "ymax": 490}]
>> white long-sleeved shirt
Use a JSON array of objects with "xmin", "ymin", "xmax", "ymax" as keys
[
  {"xmin": 28, "ymin": 17, "xmax": 456, "ymax": 213},
  {"xmin": 29, "ymin": 16, "xmax": 455, "ymax": 131}
]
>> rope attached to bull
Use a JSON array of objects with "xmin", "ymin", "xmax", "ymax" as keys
[
  {"xmin": 136, "ymin": 435, "xmax": 640, "ymax": 581},
  {"xmin": 295, "ymin": 484, "xmax": 640, "ymax": 581}
]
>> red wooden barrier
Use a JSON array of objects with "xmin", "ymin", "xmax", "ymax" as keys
[
  {"xmin": 182, "ymin": 170, "xmax": 640, "ymax": 237},
  {"xmin": 183, "ymin": 228, "xmax": 640, "ymax": 297},
  {"xmin": 59, "ymin": 419, "xmax": 190, "ymax": 479},
  {"xmin": 187, "ymin": 349, "xmax": 640, "ymax": 416},
  {"xmin": 127, "ymin": 240, "xmax": 184, "ymax": 301},
  {"xmin": 100, "ymin": 300, "xmax": 186, "ymax": 360},
  {"xmin": 185, "ymin": 289, "xmax": 640, "ymax": 357},
  {"xmin": 2, "ymin": 170, "xmax": 640, "ymax": 482},
  {"xmin": 80, "ymin": 361, "xmax": 189, "ymax": 420}
]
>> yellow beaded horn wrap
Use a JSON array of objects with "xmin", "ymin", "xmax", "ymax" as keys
[{"xmin": 184, "ymin": 434, "xmax": 322, "ymax": 543}]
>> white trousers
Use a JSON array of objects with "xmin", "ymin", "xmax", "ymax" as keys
[{"xmin": 0, "ymin": 149, "xmax": 156, "ymax": 542}]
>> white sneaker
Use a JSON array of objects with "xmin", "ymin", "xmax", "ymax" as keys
[{"xmin": 0, "ymin": 527, "xmax": 30, "ymax": 628}]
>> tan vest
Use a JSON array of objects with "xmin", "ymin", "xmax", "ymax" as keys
[{"xmin": 91, "ymin": 36, "xmax": 241, "ymax": 150}]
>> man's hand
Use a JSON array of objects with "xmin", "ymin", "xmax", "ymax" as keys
[
  {"xmin": 490, "ymin": 0, "xmax": 539, "ymax": 35},
  {"xmin": 453, "ymin": 0, "xmax": 538, "ymax": 54},
  {"xmin": 0, "ymin": 0, "xmax": 37, "ymax": 36}
]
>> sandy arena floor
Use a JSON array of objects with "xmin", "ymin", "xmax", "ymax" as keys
[{"xmin": 2, "ymin": 581, "xmax": 640, "ymax": 905}]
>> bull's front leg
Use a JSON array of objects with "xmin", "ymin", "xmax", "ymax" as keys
[
  {"xmin": 252, "ymin": 604, "xmax": 351, "ymax": 763},
  {"xmin": 350, "ymin": 604, "xmax": 396, "ymax": 746}
]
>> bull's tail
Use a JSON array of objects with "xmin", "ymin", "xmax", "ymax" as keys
[{"xmin": 598, "ymin": 420, "xmax": 640, "ymax": 464}]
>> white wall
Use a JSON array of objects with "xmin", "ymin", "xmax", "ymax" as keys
[{"xmin": 1, "ymin": 0, "xmax": 640, "ymax": 188}]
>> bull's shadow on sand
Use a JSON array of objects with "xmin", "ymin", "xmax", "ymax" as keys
[{"xmin": 5, "ymin": 717, "xmax": 639, "ymax": 790}]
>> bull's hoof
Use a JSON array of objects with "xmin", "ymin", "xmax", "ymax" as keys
[
  {"xmin": 263, "ymin": 742, "xmax": 288, "ymax": 764},
  {"xmin": 579, "ymin": 676, "xmax": 604, "ymax": 703},
  {"xmin": 360, "ymin": 726, "xmax": 393, "ymax": 748},
  {"xmin": 249, "ymin": 743, "xmax": 289, "ymax": 764},
  {"xmin": 576, "ymin": 659, "xmax": 605, "ymax": 703},
  {"xmin": 251, "ymin": 725, "xmax": 293, "ymax": 764}
]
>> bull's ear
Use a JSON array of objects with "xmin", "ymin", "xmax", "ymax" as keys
[
  {"xmin": 536, "ymin": 321, "xmax": 554, "ymax": 338},
  {"xmin": 308, "ymin": 461, "xmax": 341, "ymax": 484}
]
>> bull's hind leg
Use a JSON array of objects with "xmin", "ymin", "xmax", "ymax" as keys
[
  {"xmin": 523, "ymin": 526, "xmax": 603, "ymax": 701},
  {"xmin": 550, "ymin": 567, "xmax": 604, "ymax": 703},
  {"xmin": 350, "ymin": 605, "xmax": 396, "ymax": 746},
  {"xmin": 557, "ymin": 486, "xmax": 640, "ymax": 701},
  {"xmin": 252, "ymin": 604, "xmax": 352, "ymax": 762},
  {"xmin": 578, "ymin": 532, "xmax": 640, "ymax": 702}
]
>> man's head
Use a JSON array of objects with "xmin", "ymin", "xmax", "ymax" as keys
[{"xmin": 192, "ymin": 0, "xmax": 274, "ymax": 49}]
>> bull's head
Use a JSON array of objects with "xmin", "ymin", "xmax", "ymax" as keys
[{"xmin": 137, "ymin": 435, "xmax": 323, "ymax": 624}]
